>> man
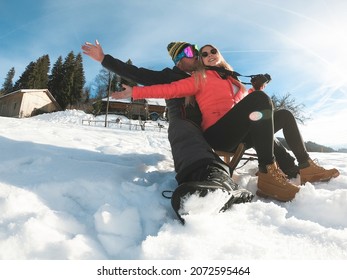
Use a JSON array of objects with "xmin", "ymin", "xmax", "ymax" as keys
[{"xmin": 82, "ymin": 41, "xmax": 255, "ymax": 222}]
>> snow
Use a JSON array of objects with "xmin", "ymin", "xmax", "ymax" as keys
[{"xmin": 0, "ymin": 110, "xmax": 347, "ymax": 261}]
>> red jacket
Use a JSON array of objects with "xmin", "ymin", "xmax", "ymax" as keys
[{"xmin": 133, "ymin": 70, "xmax": 249, "ymax": 131}]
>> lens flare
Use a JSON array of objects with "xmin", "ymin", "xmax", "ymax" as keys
[{"xmin": 249, "ymin": 111, "xmax": 263, "ymax": 121}]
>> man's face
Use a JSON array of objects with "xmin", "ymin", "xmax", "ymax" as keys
[
  {"xmin": 173, "ymin": 44, "xmax": 199, "ymax": 73},
  {"xmin": 177, "ymin": 56, "xmax": 199, "ymax": 73}
]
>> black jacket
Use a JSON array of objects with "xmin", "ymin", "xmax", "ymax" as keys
[
  {"xmin": 102, "ymin": 54, "xmax": 189, "ymax": 85},
  {"xmin": 101, "ymin": 54, "xmax": 202, "ymax": 123}
]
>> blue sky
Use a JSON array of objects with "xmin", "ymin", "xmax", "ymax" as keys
[{"xmin": 1, "ymin": 0, "xmax": 347, "ymax": 148}]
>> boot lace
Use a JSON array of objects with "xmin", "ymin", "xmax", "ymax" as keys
[
  {"xmin": 310, "ymin": 158, "xmax": 325, "ymax": 170},
  {"xmin": 270, "ymin": 166, "xmax": 289, "ymax": 185}
]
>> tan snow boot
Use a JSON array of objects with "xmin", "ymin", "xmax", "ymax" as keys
[
  {"xmin": 300, "ymin": 158, "xmax": 340, "ymax": 185},
  {"xmin": 257, "ymin": 162, "xmax": 300, "ymax": 202}
]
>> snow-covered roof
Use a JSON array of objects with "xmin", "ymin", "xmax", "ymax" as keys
[
  {"xmin": 146, "ymin": 98, "xmax": 166, "ymax": 106},
  {"xmin": 102, "ymin": 97, "xmax": 132, "ymax": 103},
  {"xmin": 101, "ymin": 97, "xmax": 166, "ymax": 106}
]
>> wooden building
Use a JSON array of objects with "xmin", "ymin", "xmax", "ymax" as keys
[
  {"xmin": 0, "ymin": 89, "xmax": 61, "ymax": 118},
  {"xmin": 97, "ymin": 97, "xmax": 166, "ymax": 120}
]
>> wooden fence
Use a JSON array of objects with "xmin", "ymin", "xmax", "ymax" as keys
[{"xmin": 82, "ymin": 119, "xmax": 167, "ymax": 132}]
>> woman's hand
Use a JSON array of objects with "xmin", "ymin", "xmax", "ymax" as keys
[{"xmin": 111, "ymin": 84, "xmax": 133, "ymax": 99}]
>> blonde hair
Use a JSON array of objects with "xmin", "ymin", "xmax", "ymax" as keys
[
  {"xmin": 185, "ymin": 44, "xmax": 247, "ymax": 106},
  {"xmin": 199, "ymin": 44, "xmax": 234, "ymax": 71}
]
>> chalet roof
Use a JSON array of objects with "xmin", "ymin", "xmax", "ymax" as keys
[
  {"xmin": 102, "ymin": 97, "xmax": 132, "ymax": 104},
  {"xmin": 146, "ymin": 98, "xmax": 166, "ymax": 106},
  {"xmin": 101, "ymin": 97, "xmax": 166, "ymax": 106}
]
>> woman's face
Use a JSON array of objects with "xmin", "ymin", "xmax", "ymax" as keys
[{"xmin": 200, "ymin": 46, "xmax": 221, "ymax": 66}]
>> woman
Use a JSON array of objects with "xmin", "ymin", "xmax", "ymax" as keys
[
  {"xmin": 113, "ymin": 44, "xmax": 339, "ymax": 202},
  {"xmin": 197, "ymin": 45, "xmax": 338, "ymax": 186}
]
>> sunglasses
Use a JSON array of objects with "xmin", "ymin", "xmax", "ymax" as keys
[
  {"xmin": 200, "ymin": 48, "xmax": 218, "ymax": 58},
  {"xmin": 173, "ymin": 45, "xmax": 199, "ymax": 64}
]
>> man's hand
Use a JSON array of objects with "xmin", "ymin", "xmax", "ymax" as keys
[
  {"xmin": 81, "ymin": 40, "xmax": 105, "ymax": 62},
  {"xmin": 250, "ymin": 74, "xmax": 271, "ymax": 91},
  {"xmin": 111, "ymin": 84, "xmax": 133, "ymax": 99}
]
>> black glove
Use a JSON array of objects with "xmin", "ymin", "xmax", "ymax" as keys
[{"xmin": 250, "ymin": 73, "xmax": 271, "ymax": 90}]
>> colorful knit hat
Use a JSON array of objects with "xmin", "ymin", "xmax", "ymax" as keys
[{"xmin": 167, "ymin": 41, "xmax": 190, "ymax": 63}]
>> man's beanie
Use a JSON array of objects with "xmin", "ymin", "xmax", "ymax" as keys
[{"xmin": 167, "ymin": 41, "xmax": 189, "ymax": 62}]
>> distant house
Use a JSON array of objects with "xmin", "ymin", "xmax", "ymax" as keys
[
  {"xmin": 146, "ymin": 98, "xmax": 167, "ymax": 116},
  {"xmin": 0, "ymin": 89, "xmax": 61, "ymax": 118},
  {"xmin": 96, "ymin": 97, "xmax": 166, "ymax": 120}
]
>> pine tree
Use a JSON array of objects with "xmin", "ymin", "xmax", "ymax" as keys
[
  {"xmin": 48, "ymin": 56, "xmax": 65, "ymax": 107},
  {"xmin": 13, "ymin": 61, "xmax": 36, "ymax": 90},
  {"xmin": 48, "ymin": 52, "xmax": 86, "ymax": 109},
  {"xmin": 28, "ymin": 55, "xmax": 50, "ymax": 89},
  {"xmin": 60, "ymin": 51, "xmax": 76, "ymax": 109},
  {"xmin": 12, "ymin": 55, "xmax": 50, "ymax": 91},
  {"xmin": 1, "ymin": 67, "xmax": 15, "ymax": 95},
  {"xmin": 70, "ymin": 53, "xmax": 85, "ymax": 106}
]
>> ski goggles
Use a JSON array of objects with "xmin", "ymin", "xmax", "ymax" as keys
[{"xmin": 173, "ymin": 45, "xmax": 199, "ymax": 64}]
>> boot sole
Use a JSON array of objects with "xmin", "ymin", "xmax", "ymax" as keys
[
  {"xmin": 300, "ymin": 170, "xmax": 340, "ymax": 185},
  {"xmin": 221, "ymin": 190, "xmax": 254, "ymax": 211},
  {"xmin": 256, "ymin": 189, "xmax": 295, "ymax": 202},
  {"xmin": 231, "ymin": 190, "xmax": 254, "ymax": 204}
]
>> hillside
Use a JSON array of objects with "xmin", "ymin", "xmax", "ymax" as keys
[
  {"xmin": 277, "ymin": 137, "xmax": 345, "ymax": 153},
  {"xmin": 0, "ymin": 110, "xmax": 346, "ymax": 262}
]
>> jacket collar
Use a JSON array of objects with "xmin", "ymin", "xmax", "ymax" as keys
[{"xmin": 172, "ymin": 66, "xmax": 191, "ymax": 78}]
